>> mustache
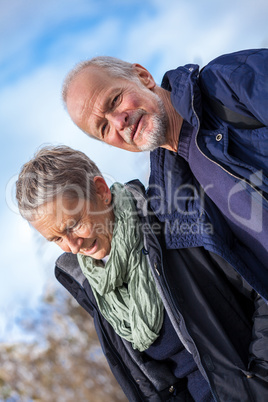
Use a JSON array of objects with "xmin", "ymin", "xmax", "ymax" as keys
[{"xmin": 123, "ymin": 109, "xmax": 145, "ymax": 143}]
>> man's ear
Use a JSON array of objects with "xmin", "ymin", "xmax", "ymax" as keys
[
  {"xmin": 94, "ymin": 176, "xmax": 112, "ymax": 204},
  {"xmin": 132, "ymin": 63, "xmax": 156, "ymax": 89}
]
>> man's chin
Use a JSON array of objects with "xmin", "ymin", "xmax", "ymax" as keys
[
  {"xmin": 137, "ymin": 143, "xmax": 160, "ymax": 152},
  {"xmin": 137, "ymin": 135, "xmax": 166, "ymax": 151}
]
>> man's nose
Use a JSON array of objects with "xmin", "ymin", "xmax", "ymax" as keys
[
  {"xmin": 66, "ymin": 235, "xmax": 83, "ymax": 254},
  {"xmin": 109, "ymin": 111, "xmax": 128, "ymax": 131}
]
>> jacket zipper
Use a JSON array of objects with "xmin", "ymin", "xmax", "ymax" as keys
[
  {"xmin": 127, "ymin": 185, "xmax": 198, "ymax": 353},
  {"xmin": 143, "ymin": 223, "xmax": 218, "ymax": 401},
  {"xmin": 126, "ymin": 184, "xmax": 219, "ymax": 401},
  {"xmin": 125, "ymin": 185, "xmax": 217, "ymax": 394}
]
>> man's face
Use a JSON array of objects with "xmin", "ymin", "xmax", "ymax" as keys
[
  {"xmin": 31, "ymin": 195, "xmax": 114, "ymax": 260},
  {"xmin": 66, "ymin": 66, "xmax": 168, "ymax": 152}
]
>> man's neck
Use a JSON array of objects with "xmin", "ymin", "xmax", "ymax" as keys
[{"xmin": 157, "ymin": 87, "xmax": 183, "ymax": 152}]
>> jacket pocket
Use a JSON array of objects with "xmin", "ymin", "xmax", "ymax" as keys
[{"xmin": 198, "ymin": 127, "xmax": 268, "ymax": 201}]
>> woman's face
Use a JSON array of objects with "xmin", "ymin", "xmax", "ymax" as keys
[{"xmin": 31, "ymin": 177, "xmax": 114, "ymax": 260}]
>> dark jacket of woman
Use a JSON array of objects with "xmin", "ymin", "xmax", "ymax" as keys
[{"xmin": 55, "ymin": 180, "xmax": 268, "ymax": 401}]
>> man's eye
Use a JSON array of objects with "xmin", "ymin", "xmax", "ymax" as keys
[
  {"xmin": 102, "ymin": 123, "xmax": 108, "ymax": 137},
  {"xmin": 54, "ymin": 237, "xmax": 62, "ymax": 243}
]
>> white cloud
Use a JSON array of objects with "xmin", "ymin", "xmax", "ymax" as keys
[
  {"xmin": 0, "ymin": 0, "xmax": 99, "ymax": 58},
  {"xmin": 121, "ymin": 0, "xmax": 268, "ymax": 81}
]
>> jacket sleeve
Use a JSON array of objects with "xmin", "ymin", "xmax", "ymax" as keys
[
  {"xmin": 200, "ymin": 49, "xmax": 268, "ymax": 126},
  {"xmin": 248, "ymin": 294, "xmax": 268, "ymax": 382}
]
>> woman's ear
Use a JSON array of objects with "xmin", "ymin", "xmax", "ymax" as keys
[
  {"xmin": 94, "ymin": 176, "xmax": 112, "ymax": 204},
  {"xmin": 132, "ymin": 63, "xmax": 156, "ymax": 89}
]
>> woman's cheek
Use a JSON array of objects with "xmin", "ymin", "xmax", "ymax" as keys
[
  {"xmin": 59, "ymin": 243, "xmax": 70, "ymax": 252},
  {"xmin": 77, "ymin": 224, "xmax": 91, "ymax": 238}
]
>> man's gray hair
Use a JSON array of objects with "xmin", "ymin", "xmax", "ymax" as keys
[
  {"xmin": 62, "ymin": 56, "xmax": 138, "ymax": 107},
  {"xmin": 16, "ymin": 145, "xmax": 102, "ymax": 221}
]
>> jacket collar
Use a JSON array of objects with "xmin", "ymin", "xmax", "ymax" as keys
[{"xmin": 161, "ymin": 64, "xmax": 202, "ymax": 128}]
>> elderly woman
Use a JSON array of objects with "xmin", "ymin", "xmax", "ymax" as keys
[
  {"xmin": 16, "ymin": 145, "xmax": 165, "ymax": 347},
  {"xmin": 16, "ymin": 146, "xmax": 268, "ymax": 402}
]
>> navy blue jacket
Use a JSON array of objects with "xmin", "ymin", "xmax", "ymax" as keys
[{"xmin": 149, "ymin": 49, "xmax": 268, "ymax": 300}]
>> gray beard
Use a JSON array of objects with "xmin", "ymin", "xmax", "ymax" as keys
[
  {"xmin": 124, "ymin": 95, "xmax": 167, "ymax": 152},
  {"xmin": 137, "ymin": 112, "xmax": 167, "ymax": 151}
]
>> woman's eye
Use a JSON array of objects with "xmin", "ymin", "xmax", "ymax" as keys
[
  {"xmin": 112, "ymin": 94, "xmax": 120, "ymax": 106},
  {"xmin": 74, "ymin": 223, "xmax": 82, "ymax": 232},
  {"xmin": 68, "ymin": 223, "xmax": 80, "ymax": 233}
]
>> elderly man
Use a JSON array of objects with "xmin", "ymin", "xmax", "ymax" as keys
[{"xmin": 62, "ymin": 49, "xmax": 268, "ymax": 303}]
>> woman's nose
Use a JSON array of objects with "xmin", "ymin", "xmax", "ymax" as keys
[{"xmin": 66, "ymin": 235, "xmax": 83, "ymax": 254}]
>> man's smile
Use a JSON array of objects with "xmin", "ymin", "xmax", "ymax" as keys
[
  {"xmin": 132, "ymin": 114, "xmax": 144, "ymax": 142},
  {"xmin": 123, "ymin": 110, "xmax": 145, "ymax": 144}
]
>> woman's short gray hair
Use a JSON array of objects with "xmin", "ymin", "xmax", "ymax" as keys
[
  {"xmin": 16, "ymin": 145, "xmax": 102, "ymax": 221},
  {"xmin": 62, "ymin": 56, "xmax": 138, "ymax": 106}
]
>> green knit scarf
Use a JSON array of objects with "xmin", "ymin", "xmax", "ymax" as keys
[{"xmin": 78, "ymin": 182, "xmax": 164, "ymax": 352}]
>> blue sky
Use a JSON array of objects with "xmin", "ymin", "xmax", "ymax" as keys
[{"xmin": 1, "ymin": 0, "xmax": 267, "ymax": 341}]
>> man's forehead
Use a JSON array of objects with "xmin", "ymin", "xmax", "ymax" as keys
[
  {"xmin": 67, "ymin": 66, "xmax": 115, "ymax": 121},
  {"xmin": 72, "ymin": 65, "xmax": 115, "ymax": 94}
]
